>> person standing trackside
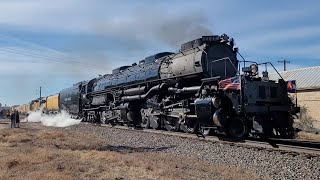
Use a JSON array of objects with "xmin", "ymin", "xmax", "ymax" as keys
[
  {"xmin": 95, "ymin": 111, "xmax": 101, "ymax": 125},
  {"xmin": 15, "ymin": 110, "xmax": 20, "ymax": 128},
  {"xmin": 10, "ymin": 111, "xmax": 16, "ymax": 128}
]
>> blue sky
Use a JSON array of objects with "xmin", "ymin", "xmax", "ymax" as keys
[{"xmin": 0, "ymin": 0, "xmax": 320, "ymax": 106}]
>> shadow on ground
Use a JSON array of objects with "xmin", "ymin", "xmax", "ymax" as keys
[{"xmin": 63, "ymin": 144, "xmax": 175, "ymax": 153}]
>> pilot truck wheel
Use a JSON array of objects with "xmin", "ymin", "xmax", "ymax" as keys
[{"xmin": 227, "ymin": 117, "xmax": 248, "ymax": 140}]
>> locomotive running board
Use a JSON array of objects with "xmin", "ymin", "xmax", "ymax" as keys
[{"xmin": 201, "ymin": 76, "xmax": 221, "ymax": 82}]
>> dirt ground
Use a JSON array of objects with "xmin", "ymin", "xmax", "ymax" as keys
[{"xmin": 0, "ymin": 121, "xmax": 261, "ymax": 180}]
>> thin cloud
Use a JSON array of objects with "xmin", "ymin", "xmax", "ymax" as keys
[
  {"xmin": 238, "ymin": 26, "xmax": 320, "ymax": 49},
  {"xmin": 0, "ymin": 0, "xmax": 213, "ymax": 43},
  {"xmin": 275, "ymin": 45, "xmax": 320, "ymax": 59},
  {"xmin": 235, "ymin": 7, "xmax": 320, "ymax": 32}
]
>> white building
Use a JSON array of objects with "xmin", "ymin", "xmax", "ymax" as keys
[{"xmin": 269, "ymin": 66, "xmax": 320, "ymax": 129}]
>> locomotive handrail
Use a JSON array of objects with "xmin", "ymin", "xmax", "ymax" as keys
[
  {"xmin": 238, "ymin": 60, "xmax": 258, "ymax": 69},
  {"xmin": 236, "ymin": 51, "xmax": 259, "ymax": 69},
  {"xmin": 238, "ymin": 60, "xmax": 258, "ymax": 75},
  {"xmin": 257, "ymin": 62, "xmax": 284, "ymax": 80},
  {"xmin": 238, "ymin": 60, "xmax": 258, "ymax": 64},
  {"xmin": 201, "ymin": 76, "xmax": 221, "ymax": 82},
  {"xmin": 237, "ymin": 60, "xmax": 284, "ymax": 80},
  {"xmin": 210, "ymin": 57, "xmax": 238, "ymax": 77}
]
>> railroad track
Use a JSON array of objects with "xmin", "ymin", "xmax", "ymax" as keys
[
  {"xmin": 2, "ymin": 118, "xmax": 319, "ymax": 155},
  {"xmin": 84, "ymin": 123, "xmax": 320, "ymax": 156}
]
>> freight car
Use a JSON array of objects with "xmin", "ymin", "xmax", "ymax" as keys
[
  {"xmin": 20, "ymin": 104, "xmax": 30, "ymax": 115},
  {"xmin": 12, "ymin": 104, "xmax": 29, "ymax": 116},
  {"xmin": 30, "ymin": 99, "xmax": 40, "ymax": 112},
  {"xmin": 55, "ymin": 34, "xmax": 299, "ymax": 139},
  {"xmin": 0, "ymin": 107, "xmax": 10, "ymax": 119},
  {"xmin": 27, "ymin": 94, "xmax": 60, "ymax": 114},
  {"xmin": 44, "ymin": 94, "xmax": 60, "ymax": 113}
]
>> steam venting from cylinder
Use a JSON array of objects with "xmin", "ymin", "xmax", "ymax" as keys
[{"xmin": 26, "ymin": 108, "xmax": 81, "ymax": 127}]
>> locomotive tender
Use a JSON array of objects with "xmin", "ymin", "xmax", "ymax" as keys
[{"xmin": 25, "ymin": 34, "xmax": 298, "ymax": 139}]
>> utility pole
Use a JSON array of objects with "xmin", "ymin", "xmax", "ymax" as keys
[
  {"xmin": 39, "ymin": 86, "xmax": 42, "ymax": 102},
  {"xmin": 278, "ymin": 59, "xmax": 290, "ymax": 71}
]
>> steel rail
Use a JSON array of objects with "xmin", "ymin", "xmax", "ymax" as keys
[{"xmin": 84, "ymin": 123, "xmax": 320, "ymax": 156}]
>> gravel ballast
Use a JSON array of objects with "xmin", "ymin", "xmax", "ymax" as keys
[{"xmin": 67, "ymin": 124, "xmax": 320, "ymax": 179}]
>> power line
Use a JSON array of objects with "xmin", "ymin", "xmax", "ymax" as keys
[
  {"xmin": 0, "ymin": 47, "xmax": 107, "ymax": 70},
  {"xmin": 0, "ymin": 34, "xmax": 110, "ymax": 71},
  {"xmin": 0, "ymin": 34, "xmax": 68, "ymax": 56},
  {"xmin": 0, "ymin": 47, "xmax": 109, "ymax": 70}
]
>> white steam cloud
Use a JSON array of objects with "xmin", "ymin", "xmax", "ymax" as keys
[{"xmin": 26, "ymin": 109, "xmax": 81, "ymax": 127}]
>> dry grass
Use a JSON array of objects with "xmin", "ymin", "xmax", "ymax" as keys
[
  {"xmin": 0, "ymin": 123, "xmax": 263, "ymax": 180},
  {"xmin": 297, "ymin": 131, "xmax": 320, "ymax": 141},
  {"xmin": 295, "ymin": 105, "xmax": 316, "ymax": 131}
]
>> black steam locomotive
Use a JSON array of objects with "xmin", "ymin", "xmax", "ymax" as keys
[{"xmin": 58, "ymin": 34, "xmax": 299, "ymax": 139}]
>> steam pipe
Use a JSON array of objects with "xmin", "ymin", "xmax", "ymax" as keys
[
  {"xmin": 122, "ymin": 86, "xmax": 146, "ymax": 96},
  {"xmin": 168, "ymin": 86, "xmax": 201, "ymax": 93},
  {"xmin": 121, "ymin": 83, "xmax": 170, "ymax": 102}
]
